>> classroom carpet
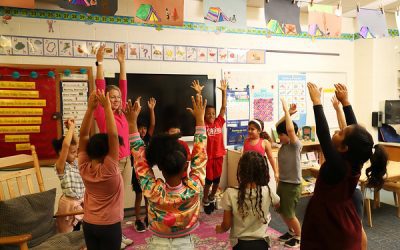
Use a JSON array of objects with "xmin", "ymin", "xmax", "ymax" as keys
[
  {"xmin": 122, "ymin": 209, "xmax": 300, "ymax": 250},
  {"xmin": 269, "ymin": 196, "xmax": 400, "ymax": 250}
]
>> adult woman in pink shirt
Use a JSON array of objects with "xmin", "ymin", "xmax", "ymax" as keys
[{"xmin": 94, "ymin": 44, "xmax": 133, "ymax": 247}]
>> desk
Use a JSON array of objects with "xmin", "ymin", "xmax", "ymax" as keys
[{"xmin": 379, "ymin": 142, "xmax": 400, "ymax": 161}]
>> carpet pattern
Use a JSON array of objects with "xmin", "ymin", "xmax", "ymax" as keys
[{"xmin": 122, "ymin": 209, "xmax": 299, "ymax": 249}]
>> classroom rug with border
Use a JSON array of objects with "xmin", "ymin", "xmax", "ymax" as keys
[{"xmin": 122, "ymin": 209, "xmax": 299, "ymax": 249}]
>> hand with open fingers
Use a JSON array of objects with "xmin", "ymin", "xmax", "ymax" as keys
[
  {"xmin": 289, "ymin": 103, "xmax": 297, "ymax": 115},
  {"xmin": 117, "ymin": 44, "xmax": 126, "ymax": 63},
  {"xmin": 217, "ymin": 79, "xmax": 228, "ymax": 92},
  {"xmin": 331, "ymin": 96, "xmax": 341, "ymax": 110},
  {"xmin": 88, "ymin": 90, "xmax": 99, "ymax": 110},
  {"xmin": 147, "ymin": 97, "xmax": 156, "ymax": 110},
  {"xmin": 307, "ymin": 82, "xmax": 322, "ymax": 105},
  {"xmin": 124, "ymin": 97, "xmax": 142, "ymax": 122},
  {"xmin": 96, "ymin": 44, "xmax": 106, "ymax": 62},
  {"xmin": 334, "ymin": 83, "xmax": 349, "ymax": 105},
  {"xmin": 96, "ymin": 89, "xmax": 111, "ymax": 109},
  {"xmin": 191, "ymin": 80, "xmax": 204, "ymax": 94},
  {"xmin": 187, "ymin": 94, "xmax": 207, "ymax": 124}
]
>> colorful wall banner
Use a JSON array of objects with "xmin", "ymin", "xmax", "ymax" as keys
[
  {"xmin": 203, "ymin": 0, "xmax": 247, "ymax": 28},
  {"xmin": 133, "ymin": 0, "xmax": 184, "ymax": 26}
]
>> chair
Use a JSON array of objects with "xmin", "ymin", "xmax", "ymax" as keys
[
  {"xmin": 0, "ymin": 145, "xmax": 84, "ymax": 250},
  {"xmin": 381, "ymin": 181, "xmax": 400, "ymax": 217}
]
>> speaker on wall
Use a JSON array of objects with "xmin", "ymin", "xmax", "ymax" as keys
[{"xmin": 372, "ymin": 111, "xmax": 382, "ymax": 127}]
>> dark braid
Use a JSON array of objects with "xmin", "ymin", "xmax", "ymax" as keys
[{"xmin": 237, "ymin": 151, "xmax": 273, "ymax": 223}]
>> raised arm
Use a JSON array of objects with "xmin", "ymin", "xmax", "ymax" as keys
[
  {"xmin": 186, "ymin": 94, "xmax": 207, "ymax": 185},
  {"xmin": 190, "ymin": 80, "xmax": 204, "ymax": 95},
  {"xmin": 96, "ymin": 90, "xmax": 119, "ymax": 161},
  {"xmin": 332, "ymin": 96, "xmax": 346, "ymax": 130},
  {"xmin": 96, "ymin": 44, "xmax": 105, "ymax": 82},
  {"xmin": 79, "ymin": 91, "xmax": 98, "ymax": 152},
  {"xmin": 55, "ymin": 118, "xmax": 76, "ymax": 175},
  {"xmin": 94, "ymin": 44, "xmax": 106, "ymax": 132},
  {"xmin": 117, "ymin": 44, "xmax": 127, "ymax": 109},
  {"xmin": 275, "ymin": 103, "xmax": 297, "ymax": 128},
  {"xmin": 218, "ymin": 79, "xmax": 227, "ymax": 118},
  {"xmin": 308, "ymin": 82, "xmax": 346, "ymax": 184},
  {"xmin": 264, "ymin": 140, "xmax": 279, "ymax": 182},
  {"xmin": 281, "ymin": 98, "xmax": 298, "ymax": 144},
  {"xmin": 147, "ymin": 97, "xmax": 156, "ymax": 136},
  {"xmin": 335, "ymin": 83, "xmax": 357, "ymax": 125}
]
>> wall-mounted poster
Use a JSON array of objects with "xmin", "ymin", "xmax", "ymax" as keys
[
  {"xmin": 133, "ymin": 0, "xmax": 184, "ymax": 26},
  {"xmin": 57, "ymin": 0, "xmax": 118, "ymax": 16},
  {"xmin": 203, "ymin": 0, "xmax": 247, "ymax": 28}
]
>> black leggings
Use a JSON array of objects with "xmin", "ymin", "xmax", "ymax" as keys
[
  {"xmin": 233, "ymin": 239, "xmax": 270, "ymax": 250},
  {"xmin": 83, "ymin": 221, "xmax": 122, "ymax": 250}
]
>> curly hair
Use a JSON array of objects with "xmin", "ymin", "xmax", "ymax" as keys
[
  {"xmin": 145, "ymin": 133, "xmax": 187, "ymax": 177},
  {"xmin": 52, "ymin": 136, "xmax": 77, "ymax": 154},
  {"xmin": 236, "ymin": 151, "xmax": 272, "ymax": 224}
]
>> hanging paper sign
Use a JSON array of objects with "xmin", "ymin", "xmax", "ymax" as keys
[
  {"xmin": 203, "ymin": 0, "xmax": 247, "ymax": 28},
  {"xmin": 0, "ymin": 0, "xmax": 34, "ymax": 8},
  {"xmin": 265, "ymin": 0, "xmax": 301, "ymax": 35},
  {"xmin": 58, "ymin": 0, "xmax": 118, "ymax": 16},
  {"xmin": 133, "ymin": 0, "xmax": 184, "ymax": 26}
]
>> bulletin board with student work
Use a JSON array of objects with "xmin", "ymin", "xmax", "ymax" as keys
[
  {"xmin": 0, "ymin": 65, "xmax": 93, "ymax": 163},
  {"xmin": 222, "ymin": 69, "xmax": 347, "ymax": 141}
]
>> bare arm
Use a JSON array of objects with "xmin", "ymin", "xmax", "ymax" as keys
[
  {"xmin": 97, "ymin": 90, "xmax": 119, "ymax": 160},
  {"xmin": 216, "ymin": 210, "xmax": 232, "ymax": 233},
  {"xmin": 275, "ymin": 103, "xmax": 297, "ymax": 127},
  {"xmin": 218, "ymin": 80, "xmax": 227, "ymax": 118},
  {"xmin": 281, "ymin": 98, "xmax": 298, "ymax": 143},
  {"xmin": 147, "ymin": 97, "xmax": 156, "ymax": 136},
  {"xmin": 332, "ymin": 96, "xmax": 346, "ymax": 130},
  {"xmin": 79, "ymin": 91, "xmax": 98, "ymax": 153},
  {"xmin": 55, "ymin": 119, "xmax": 76, "ymax": 175},
  {"xmin": 117, "ymin": 44, "xmax": 126, "ymax": 81},
  {"xmin": 264, "ymin": 140, "xmax": 279, "ymax": 180}
]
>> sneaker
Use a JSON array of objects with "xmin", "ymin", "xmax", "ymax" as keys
[
  {"xmin": 144, "ymin": 216, "xmax": 149, "ymax": 228},
  {"xmin": 122, "ymin": 234, "xmax": 133, "ymax": 245},
  {"xmin": 284, "ymin": 237, "xmax": 300, "ymax": 248},
  {"xmin": 208, "ymin": 195, "xmax": 216, "ymax": 203},
  {"xmin": 278, "ymin": 232, "xmax": 294, "ymax": 242},
  {"xmin": 120, "ymin": 242, "xmax": 127, "ymax": 249},
  {"xmin": 135, "ymin": 220, "xmax": 146, "ymax": 233}
]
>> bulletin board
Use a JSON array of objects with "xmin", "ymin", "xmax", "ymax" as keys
[
  {"xmin": 0, "ymin": 64, "xmax": 93, "ymax": 164},
  {"xmin": 222, "ymin": 69, "xmax": 347, "ymax": 134}
]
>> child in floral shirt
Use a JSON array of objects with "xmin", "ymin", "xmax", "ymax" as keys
[{"xmin": 126, "ymin": 94, "xmax": 207, "ymax": 249}]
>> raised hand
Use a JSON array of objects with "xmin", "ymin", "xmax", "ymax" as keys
[
  {"xmin": 331, "ymin": 96, "xmax": 341, "ymax": 110},
  {"xmin": 217, "ymin": 79, "xmax": 227, "ymax": 92},
  {"xmin": 96, "ymin": 44, "xmax": 106, "ymax": 62},
  {"xmin": 307, "ymin": 82, "xmax": 322, "ymax": 105},
  {"xmin": 334, "ymin": 83, "xmax": 349, "ymax": 106},
  {"xmin": 96, "ymin": 89, "xmax": 111, "ymax": 109},
  {"xmin": 187, "ymin": 94, "xmax": 207, "ymax": 126},
  {"xmin": 124, "ymin": 97, "xmax": 142, "ymax": 122},
  {"xmin": 147, "ymin": 97, "xmax": 156, "ymax": 110},
  {"xmin": 116, "ymin": 44, "xmax": 126, "ymax": 64},
  {"xmin": 280, "ymin": 98, "xmax": 289, "ymax": 113},
  {"xmin": 289, "ymin": 103, "xmax": 297, "ymax": 115},
  {"xmin": 191, "ymin": 80, "xmax": 204, "ymax": 94},
  {"xmin": 88, "ymin": 90, "xmax": 98, "ymax": 110},
  {"xmin": 64, "ymin": 118, "xmax": 75, "ymax": 129}
]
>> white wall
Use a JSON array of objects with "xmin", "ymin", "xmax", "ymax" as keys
[{"xmin": 2, "ymin": 0, "xmax": 400, "ymax": 208}]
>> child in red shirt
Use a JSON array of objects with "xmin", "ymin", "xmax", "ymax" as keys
[{"xmin": 192, "ymin": 79, "xmax": 227, "ymax": 214}]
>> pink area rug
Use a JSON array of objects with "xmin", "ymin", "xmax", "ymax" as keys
[{"xmin": 122, "ymin": 210, "xmax": 299, "ymax": 249}]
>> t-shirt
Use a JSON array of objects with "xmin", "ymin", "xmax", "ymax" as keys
[
  {"xmin": 220, "ymin": 187, "xmax": 280, "ymax": 247},
  {"xmin": 278, "ymin": 140, "xmax": 302, "ymax": 184},
  {"xmin": 79, "ymin": 152, "xmax": 124, "ymax": 225},
  {"xmin": 205, "ymin": 115, "xmax": 226, "ymax": 159},
  {"xmin": 94, "ymin": 79, "xmax": 129, "ymax": 160}
]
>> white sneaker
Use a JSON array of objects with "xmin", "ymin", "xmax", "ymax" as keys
[
  {"xmin": 120, "ymin": 242, "xmax": 127, "ymax": 249},
  {"xmin": 122, "ymin": 234, "xmax": 133, "ymax": 245}
]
